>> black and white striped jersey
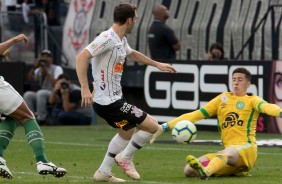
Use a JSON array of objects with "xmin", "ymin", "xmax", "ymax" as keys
[{"xmin": 85, "ymin": 27, "xmax": 133, "ymax": 105}]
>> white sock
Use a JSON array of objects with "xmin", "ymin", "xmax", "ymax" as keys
[
  {"xmin": 122, "ymin": 130, "xmax": 153, "ymax": 160},
  {"xmin": 98, "ymin": 133, "xmax": 129, "ymax": 175}
]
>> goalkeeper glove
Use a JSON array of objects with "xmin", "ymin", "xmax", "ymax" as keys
[{"xmin": 149, "ymin": 123, "xmax": 170, "ymax": 144}]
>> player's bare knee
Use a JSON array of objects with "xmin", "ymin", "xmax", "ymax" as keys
[
  {"xmin": 138, "ymin": 115, "xmax": 158, "ymax": 133},
  {"xmin": 220, "ymin": 147, "xmax": 239, "ymax": 165},
  {"xmin": 150, "ymin": 116, "xmax": 159, "ymax": 133},
  {"xmin": 184, "ymin": 164, "xmax": 197, "ymax": 177},
  {"xmin": 9, "ymin": 102, "xmax": 35, "ymax": 124},
  {"xmin": 146, "ymin": 116, "xmax": 159, "ymax": 133},
  {"xmin": 118, "ymin": 128, "xmax": 135, "ymax": 140},
  {"xmin": 12, "ymin": 117, "xmax": 35, "ymax": 125}
]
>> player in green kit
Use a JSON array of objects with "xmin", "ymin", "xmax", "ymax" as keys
[{"xmin": 0, "ymin": 0, "xmax": 66, "ymax": 179}]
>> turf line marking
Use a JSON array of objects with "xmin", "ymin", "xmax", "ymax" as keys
[
  {"xmin": 12, "ymin": 139, "xmax": 282, "ymax": 155},
  {"xmin": 11, "ymin": 139, "xmax": 218, "ymax": 153}
]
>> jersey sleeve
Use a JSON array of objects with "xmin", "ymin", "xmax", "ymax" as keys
[
  {"xmin": 252, "ymin": 96, "xmax": 281, "ymax": 117},
  {"xmin": 85, "ymin": 32, "xmax": 113, "ymax": 57},
  {"xmin": 199, "ymin": 94, "xmax": 221, "ymax": 118},
  {"xmin": 167, "ymin": 110, "xmax": 206, "ymax": 129},
  {"xmin": 167, "ymin": 94, "xmax": 222, "ymax": 129}
]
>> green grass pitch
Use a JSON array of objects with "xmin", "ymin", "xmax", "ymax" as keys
[{"xmin": 2, "ymin": 120, "xmax": 282, "ymax": 183}]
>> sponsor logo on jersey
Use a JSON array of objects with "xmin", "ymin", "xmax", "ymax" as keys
[
  {"xmin": 117, "ymin": 55, "xmax": 125, "ymax": 63},
  {"xmin": 131, "ymin": 106, "xmax": 143, "ymax": 118},
  {"xmin": 120, "ymin": 103, "xmax": 132, "ymax": 113},
  {"xmin": 101, "ymin": 70, "xmax": 105, "ymax": 81},
  {"xmin": 93, "ymin": 38, "xmax": 112, "ymax": 54},
  {"xmin": 221, "ymin": 112, "xmax": 243, "ymax": 129},
  {"xmin": 100, "ymin": 70, "xmax": 106, "ymax": 90},
  {"xmin": 113, "ymin": 90, "xmax": 121, "ymax": 96},
  {"xmin": 100, "ymin": 81, "xmax": 106, "ymax": 90},
  {"xmin": 221, "ymin": 102, "xmax": 227, "ymax": 108},
  {"xmin": 116, "ymin": 45, "xmax": 121, "ymax": 50},
  {"xmin": 114, "ymin": 63, "xmax": 124, "ymax": 73},
  {"xmin": 115, "ymin": 120, "xmax": 129, "ymax": 128}
]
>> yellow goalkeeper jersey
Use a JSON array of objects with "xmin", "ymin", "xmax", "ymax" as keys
[{"xmin": 168, "ymin": 92, "xmax": 281, "ymax": 147}]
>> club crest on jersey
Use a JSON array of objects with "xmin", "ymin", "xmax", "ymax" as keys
[
  {"xmin": 236, "ymin": 101, "xmax": 245, "ymax": 109},
  {"xmin": 131, "ymin": 106, "xmax": 143, "ymax": 118}
]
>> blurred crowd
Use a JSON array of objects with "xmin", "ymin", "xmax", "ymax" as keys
[{"xmin": 4, "ymin": 0, "xmax": 69, "ymax": 26}]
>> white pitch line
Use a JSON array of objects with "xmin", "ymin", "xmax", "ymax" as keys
[{"xmin": 12, "ymin": 139, "xmax": 282, "ymax": 155}]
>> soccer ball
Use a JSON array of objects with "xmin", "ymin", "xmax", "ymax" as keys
[{"xmin": 171, "ymin": 120, "xmax": 197, "ymax": 144}]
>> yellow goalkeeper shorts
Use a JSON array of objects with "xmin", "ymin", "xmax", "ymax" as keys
[{"xmin": 204, "ymin": 143, "xmax": 257, "ymax": 176}]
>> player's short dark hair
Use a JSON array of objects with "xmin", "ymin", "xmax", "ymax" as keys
[
  {"xmin": 209, "ymin": 43, "xmax": 224, "ymax": 59},
  {"xmin": 113, "ymin": 3, "xmax": 137, "ymax": 25},
  {"xmin": 232, "ymin": 67, "xmax": 252, "ymax": 81}
]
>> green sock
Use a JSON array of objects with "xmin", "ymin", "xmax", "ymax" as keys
[
  {"xmin": 23, "ymin": 119, "xmax": 48, "ymax": 163},
  {"xmin": 0, "ymin": 118, "xmax": 17, "ymax": 157}
]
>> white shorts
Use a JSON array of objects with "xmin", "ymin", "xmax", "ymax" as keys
[{"xmin": 0, "ymin": 77, "xmax": 23, "ymax": 115}]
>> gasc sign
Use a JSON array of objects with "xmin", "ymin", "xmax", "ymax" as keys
[
  {"xmin": 143, "ymin": 61, "xmax": 270, "ymax": 126},
  {"xmin": 145, "ymin": 64, "xmax": 265, "ymax": 110}
]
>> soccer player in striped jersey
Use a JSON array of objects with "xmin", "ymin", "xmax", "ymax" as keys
[
  {"xmin": 76, "ymin": 2, "xmax": 176, "ymax": 182},
  {"xmin": 150, "ymin": 67, "xmax": 282, "ymax": 179}
]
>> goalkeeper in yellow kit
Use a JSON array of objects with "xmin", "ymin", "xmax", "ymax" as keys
[{"xmin": 150, "ymin": 67, "xmax": 282, "ymax": 179}]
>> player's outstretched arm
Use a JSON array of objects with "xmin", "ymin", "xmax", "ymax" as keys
[
  {"xmin": 0, "ymin": 34, "xmax": 28, "ymax": 54},
  {"xmin": 128, "ymin": 50, "xmax": 177, "ymax": 73},
  {"xmin": 150, "ymin": 110, "xmax": 206, "ymax": 143}
]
